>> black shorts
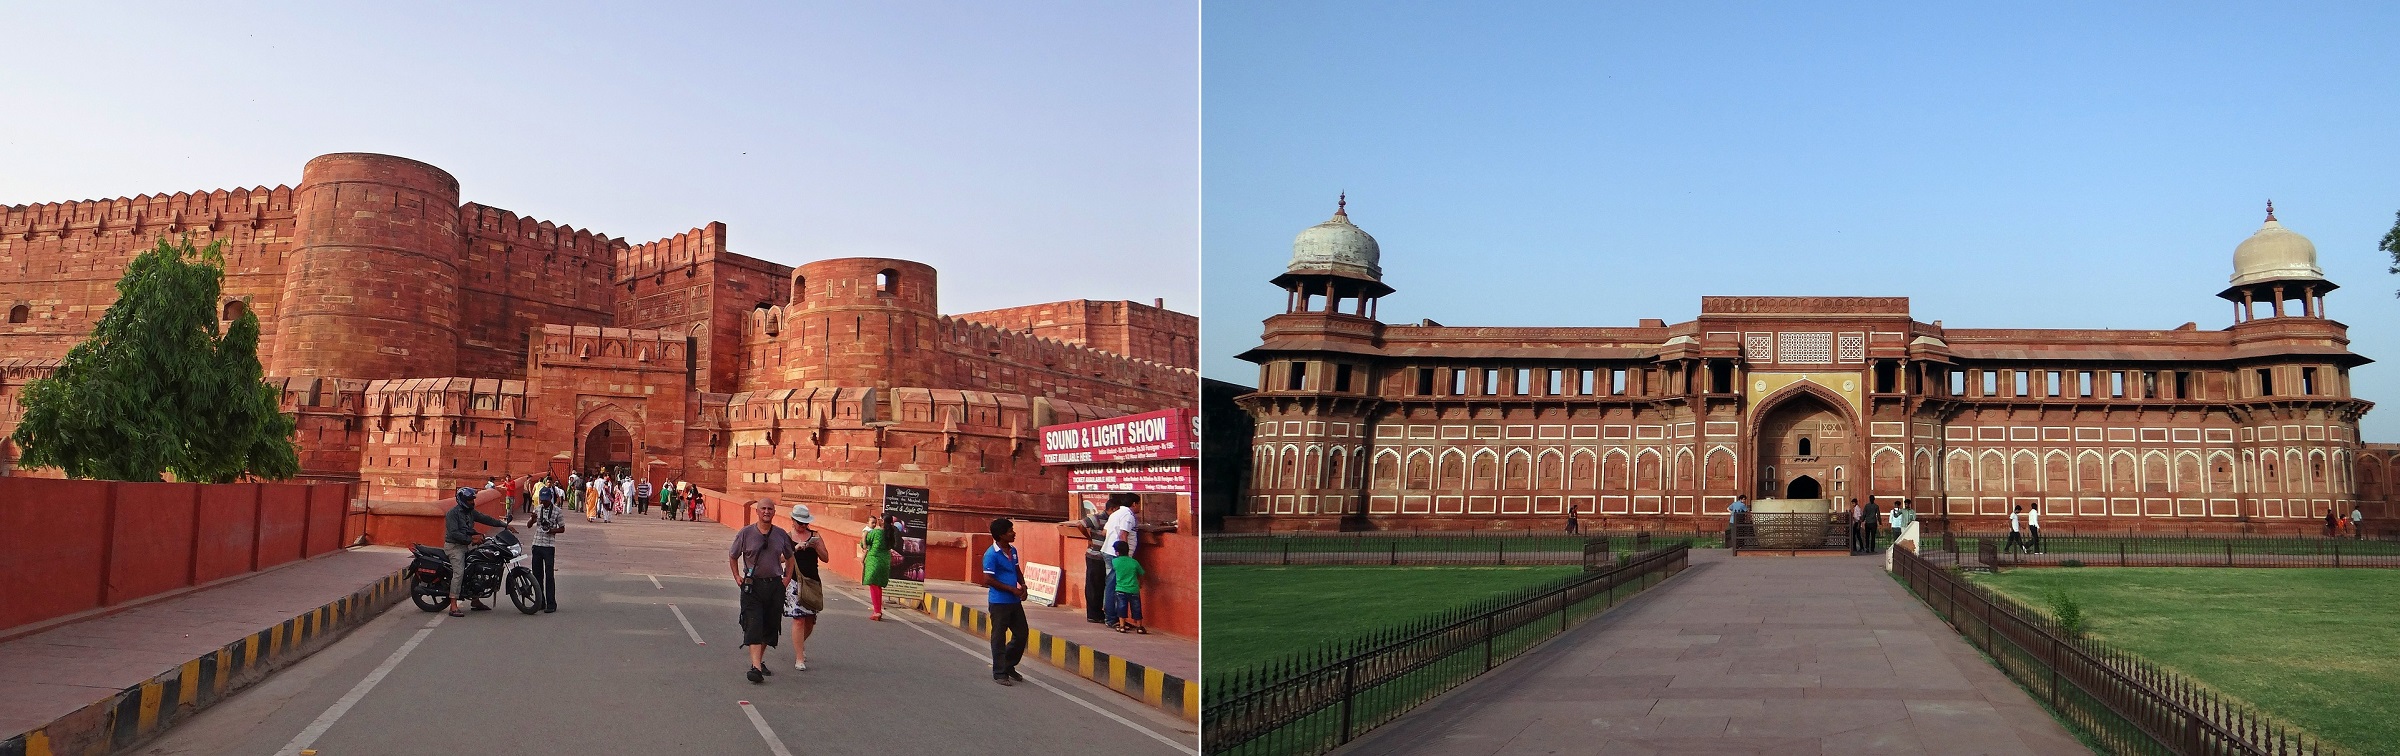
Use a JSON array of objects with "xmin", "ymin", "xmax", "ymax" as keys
[{"xmin": 739, "ymin": 576, "xmax": 785, "ymax": 647}]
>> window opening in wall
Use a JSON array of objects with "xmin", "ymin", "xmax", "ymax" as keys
[
  {"xmin": 2143, "ymin": 371, "xmax": 2158, "ymax": 399},
  {"xmin": 1798, "ymin": 437, "xmax": 1813, "ymax": 456},
  {"xmin": 1581, "ymin": 369, "xmax": 1596, "ymax": 395},
  {"xmin": 1548, "ymin": 369, "xmax": 1563, "ymax": 395},
  {"xmin": 792, "ymin": 275, "xmax": 806, "ymax": 304},
  {"xmin": 1714, "ymin": 360, "xmax": 1736, "ymax": 393},
  {"xmin": 222, "ymin": 300, "xmax": 247, "ymax": 321},
  {"xmin": 2079, "ymin": 372, "xmax": 2094, "ymax": 397},
  {"xmin": 1947, "ymin": 369, "xmax": 1964, "ymax": 396},
  {"xmin": 1611, "ymin": 368, "xmax": 1626, "ymax": 395},
  {"xmin": 1286, "ymin": 361, "xmax": 1307, "ymax": 391},
  {"xmin": 2046, "ymin": 371, "xmax": 2062, "ymax": 397},
  {"xmin": 2012, "ymin": 371, "xmax": 2028, "ymax": 397},
  {"xmin": 1416, "ymin": 367, "xmax": 1435, "ymax": 395},
  {"xmin": 2258, "ymin": 368, "xmax": 2273, "ymax": 396},
  {"xmin": 2175, "ymin": 371, "xmax": 2190, "ymax": 399},
  {"xmin": 2110, "ymin": 371, "xmax": 2125, "ymax": 398},
  {"xmin": 1484, "ymin": 369, "xmax": 1500, "ymax": 395},
  {"xmin": 7, "ymin": 305, "xmax": 27, "ymax": 323},
  {"xmin": 875, "ymin": 269, "xmax": 897, "ymax": 294},
  {"xmin": 1873, "ymin": 361, "xmax": 1896, "ymax": 393},
  {"xmin": 1452, "ymin": 368, "xmax": 1468, "ymax": 395},
  {"xmin": 1334, "ymin": 364, "xmax": 1354, "ymax": 392},
  {"xmin": 1981, "ymin": 370, "xmax": 1998, "ymax": 397},
  {"xmin": 2302, "ymin": 367, "xmax": 2317, "ymax": 395},
  {"xmin": 1515, "ymin": 368, "xmax": 1531, "ymax": 395}
]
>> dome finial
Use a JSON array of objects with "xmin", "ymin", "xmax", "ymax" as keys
[
  {"xmin": 2265, "ymin": 199, "xmax": 2276, "ymax": 222},
  {"xmin": 1336, "ymin": 191, "xmax": 1347, "ymax": 217}
]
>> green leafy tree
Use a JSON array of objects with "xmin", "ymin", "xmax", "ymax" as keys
[
  {"xmin": 2385, "ymin": 209, "xmax": 2400, "ymax": 296},
  {"xmin": 10, "ymin": 236, "xmax": 299, "ymax": 482}
]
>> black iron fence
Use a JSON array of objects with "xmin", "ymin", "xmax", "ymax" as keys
[
  {"xmin": 1202, "ymin": 544, "xmax": 1690, "ymax": 755},
  {"xmin": 1892, "ymin": 546, "xmax": 2334, "ymax": 755},
  {"xmin": 1202, "ymin": 530, "xmax": 1713, "ymax": 566},
  {"xmin": 1917, "ymin": 530, "xmax": 2400, "ymax": 569}
]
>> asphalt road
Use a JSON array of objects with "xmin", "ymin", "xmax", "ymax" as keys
[{"xmin": 135, "ymin": 517, "xmax": 1197, "ymax": 755}]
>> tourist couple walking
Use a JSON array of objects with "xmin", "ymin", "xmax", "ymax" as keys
[{"xmin": 729, "ymin": 498, "xmax": 907, "ymax": 682}]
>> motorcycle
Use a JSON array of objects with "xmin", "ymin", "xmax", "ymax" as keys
[{"xmin": 408, "ymin": 529, "xmax": 541, "ymax": 614}]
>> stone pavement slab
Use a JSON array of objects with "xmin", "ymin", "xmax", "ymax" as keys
[
  {"xmin": 0, "ymin": 546, "xmax": 405, "ymax": 740},
  {"xmin": 1341, "ymin": 550, "xmax": 2087, "ymax": 755}
]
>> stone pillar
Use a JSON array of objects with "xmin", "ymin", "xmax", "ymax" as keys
[{"xmin": 272, "ymin": 153, "xmax": 463, "ymax": 379}]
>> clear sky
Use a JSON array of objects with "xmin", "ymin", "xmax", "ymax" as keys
[
  {"xmin": 1202, "ymin": 2, "xmax": 2400, "ymax": 441},
  {"xmin": 0, "ymin": 2, "xmax": 1197, "ymax": 316}
]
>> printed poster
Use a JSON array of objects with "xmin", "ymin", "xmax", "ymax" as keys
[{"xmin": 883, "ymin": 484, "xmax": 930, "ymax": 606}]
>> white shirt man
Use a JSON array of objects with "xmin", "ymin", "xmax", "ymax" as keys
[
  {"xmin": 619, "ymin": 477, "xmax": 636, "ymax": 515},
  {"xmin": 1104, "ymin": 502, "xmax": 1139, "ymax": 557},
  {"xmin": 2026, "ymin": 504, "xmax": 2043, "ymax": 554}
]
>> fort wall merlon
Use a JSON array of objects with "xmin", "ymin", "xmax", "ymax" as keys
[
  {"xmin": 952, "ymin": 298, "xmax": 1200, "ymax": 370},
  {"xmin": 529, "ymin": 323, "xmax": 694, "ymax": 373},
  {"xmin": 2, "ymin": 186, "xmax": 298, "ymax": 237},
  {"xmin": 616, "ymin": 222, "xmax": 729, "ymax": 282}
]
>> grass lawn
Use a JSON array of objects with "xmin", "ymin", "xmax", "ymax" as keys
[
  {"xmin": 1972, "ymin": 567, "xmax": 2400, "ymax": 754},
  {"xmin": 1202, "ymin": 564, "xmax": 1576, "ymax": 680}
]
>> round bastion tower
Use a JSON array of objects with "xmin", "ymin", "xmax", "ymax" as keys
[
  {"xmin": 271, "ymin": 153, "xmax": 464, "ymax": 379},
  {"xmin": 784, "ymin": 257, "xmax": 941, "ymax": 389}
]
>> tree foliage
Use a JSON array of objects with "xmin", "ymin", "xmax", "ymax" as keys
[
  {"xmin": 10, "ymin": 236, "xmax": 299, "ymax": 482},
  {"xmin": 2384, "ymin": 209, "xmax": 2400, "ymax": 296}
]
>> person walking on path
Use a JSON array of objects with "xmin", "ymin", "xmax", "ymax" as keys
[
  {"xmin": 2325, "ymin": 508, "xmax": 2338, "ymax": 538},
  {"xmin": 1109, "ymin": 537, "xmax": 1146, "ymax": 634},
  {"xmin": 636, "ymin": 477, "xmax": 653, "ymax": 516},
  {"xmin": 530, "ymin": 482, "xmax": 564, "ymax": 613},
  {"xmin": 782, "ymin": 505, "xmax": 830, "ymax": 670},
  {"xmin": 1848, "ymin": 499, "xmax": 1865, "ymax": 555},
  {"xmin": 595, "ymin": 476, "xmax": 614, "ymax": 523},
  {"xmin": 859, "ymin": 511, "xmax": 897, "ymax": 621},
  {"xmin": 2005, "ymin": 504, "xmax": 2027, "ymax": 556},
  {"xmin": 444, "ymin": 487, "xmax": 516, "ymax": 617},
  {"xmin": 2026, "ymin": 503, "xmax": 2043, "ymax": 554},
  {"xmin": 2351, "ymin": 504, "xmax": 2366, "ymax": 540},
  {"xmin": 984, "ymin": 517, "xmax": 1030, "ymax": 686},
  {"xmin": 731, "ymin": 500, "xmax": 796, "ymax": 683},
  {"xmin": 619, "ymin": 475, "xmax": 637, "ymax": 518},
  {"xmin": 1565, "ymin": 509, "xmax": 1580, "ymax": 534}
]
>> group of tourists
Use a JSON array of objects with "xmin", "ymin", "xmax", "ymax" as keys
[
  {"xmin": 1080, "ymin": 493, "xmax": 1154, "ymax": 636},
  {"xmin": 2325, "ymin": 505, "xmax": 2367, "ymax": 539},
  {"xmin": 511, "ymin": 470, "xmax": 705, "ymax": 525},
  {"xmin": 731, "ymin": 497, "xmax": 908, "ymax": 683}
]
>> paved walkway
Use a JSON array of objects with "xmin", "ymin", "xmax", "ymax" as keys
[
  {"xmin": 1344, "ymin": 550, "xmax": 2086, "ymax": 755},
  {"xmin": 0, "ymin": 546, "xmax": 405, "ymax": 739}
]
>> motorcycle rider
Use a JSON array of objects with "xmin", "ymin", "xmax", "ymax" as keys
[{"xmin": 446, "ymin": 487, "xmax": 518, "ymax": 617}]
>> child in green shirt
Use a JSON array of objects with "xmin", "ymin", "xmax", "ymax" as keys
[{"xmin": 1109, "ymin": 538, "xmax": 1146, "ymax": 634}]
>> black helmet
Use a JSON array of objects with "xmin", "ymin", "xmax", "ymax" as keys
[{"xmin": 456, "ymin": 487, "xmax": 477, "ymax": 505}]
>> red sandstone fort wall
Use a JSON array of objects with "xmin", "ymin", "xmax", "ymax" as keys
[
  {"xmin": 953, "ymin": 298, "xmax": 1200, "ymax": 370},
  {"xmin": 611, "ymin": 223, "xmax": 792, "ymax": 395},
  {"xmin": 454, "ymin": 204, "xmax": 625, "ymax": 381},
  {"xmin": 1, "ymin": 188, "xmax": 300, "ymax": 364}
]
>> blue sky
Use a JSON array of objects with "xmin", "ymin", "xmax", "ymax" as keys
[
  {"xmin": 0, "ymin": 2, "xmax": 1197, "ymax": 315},
  {"xmin": 1202, "ymin": 2, "xmax": 2400, "ymax": 440}
]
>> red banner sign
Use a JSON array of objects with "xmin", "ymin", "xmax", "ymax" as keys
[
  {"xmin": 1040, "ymin": 408, "xmax": 1197, "ymax": 464},
  {"xmin": 1066, "ymin": 461, "xmax": 1196, "ymax": 493}
]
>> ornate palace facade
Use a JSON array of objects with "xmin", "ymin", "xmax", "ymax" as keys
[
  {"xmin": 1232, "ymin": 200, "xmax": 2393, "ymax": 533},
  {"xmin": 0, "ymin": 153, "xmax": 1195, "ymax": 537}
]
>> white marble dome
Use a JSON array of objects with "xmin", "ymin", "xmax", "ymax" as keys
[
  {"xmin": 1288, "ymin": 200, "xmax": 1382, "ymax": 280},
  {"xmin": 2229, "ymin": 204, "xmax": 2324, "ymax": 287}
]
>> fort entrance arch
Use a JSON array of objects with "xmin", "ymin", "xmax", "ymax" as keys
[
  {"xmin": 581, "ymin": 419, "xmax": 631, "ymax": 477},
  {"xmin": 1752, "ymin": 388, "xmax": 1853, "ymax": 506}
]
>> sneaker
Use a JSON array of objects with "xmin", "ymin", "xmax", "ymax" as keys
[
  {"xmin": 795, "ymin": 661, "xmax": 808, "ymax": 671},
  {"xmin": 761, "ymin": 666, "xmax": 773, "ymax": 676},
  {"xmin": 1006, "ymin": 671, "xmax": 1026, "ymax": 683},
  {"xmin": 994, "ymin": 676, "xmax": 1016, "ymax": 686},
  {"xmin": 747, "ymin": 667, "xmax": 764, "ymax": 684}
]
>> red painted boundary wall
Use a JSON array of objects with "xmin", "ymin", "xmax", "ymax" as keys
[
  {"xmin": 689, "ymin": 488, "xmax": 1197, "ymax": 638},
  {"xmin": 0, "ymin": 477, "xmax": 354, "ymax": 633}
]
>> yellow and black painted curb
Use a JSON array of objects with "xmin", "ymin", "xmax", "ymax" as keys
[
  {"xmin": 918, "ymin": 593, "xmax": 1198, "ymax": 721},
  {"xmin": 1, "ymin": 567, "xmax": 409, "ymax": 756}
]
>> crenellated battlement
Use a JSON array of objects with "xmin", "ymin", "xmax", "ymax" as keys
[
  {"xmin": 618, "ymin": 222, "xmax": 727, "ymax": 282},
  {"xmin": 3, "ymin": 186, "xmax": 297, "ymax": 239},
  {"xmin": 530, "ymin": 324, "xmax": 689, "ymax": 371},
  {"xmin": 459, "ymin": 203, "xmax": 624, "ymax": 259},
  {"xmin": 936, "ymin": 314, "xmax": 1193, "ymax": 386}
]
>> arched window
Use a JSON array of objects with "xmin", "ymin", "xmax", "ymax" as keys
[
  {"xmin": 791, "ymin": 274, "xmax": 806, "ymax": 305},
  {"xmin": 876, "ymin": 269, "xmax": 897, "ymax": 295},
  {"xmin": 222, "ymin": 300, "xmax": 247, "ymax": 321},
  {"xmin": 1797, "ymin": 436, "xmax": 1812, "ymax": 456},
  {"xmin": 6, "ymin": 305, "xmax": 26, "ymax": 324}
]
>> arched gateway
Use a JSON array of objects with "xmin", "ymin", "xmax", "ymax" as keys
[
  {"xmin": 582, "ymin": 420, "xmax": 631, "ymax": 477},
  {"xmin": 1752, "ymin": 388, "xmax": 1853, "ymax": 506}
]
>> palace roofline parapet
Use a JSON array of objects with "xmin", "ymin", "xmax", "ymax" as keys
[
  {"xmin": 935, "ymin": 314, "xmax": 1193, "ymax": 379},
  {"xmin": 460, "ymin": 203, "xmax": 625, "ymax": 258},
  {"xmin": 532, "ymin": 323, "xmax": 691, "ymax": 371},
  {"xmin": 3, "ymin": 187, "xmax": 299, "ymax": 236}
]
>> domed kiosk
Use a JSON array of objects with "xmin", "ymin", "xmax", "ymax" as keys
[{"xmin": 2220, "ymin": 201, "xmax": 2336, "ymax": 321}]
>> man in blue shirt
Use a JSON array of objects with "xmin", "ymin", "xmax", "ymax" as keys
[{"xmin": 983, "ymin": 517, "xmax": 1030, "ymax": 686}]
